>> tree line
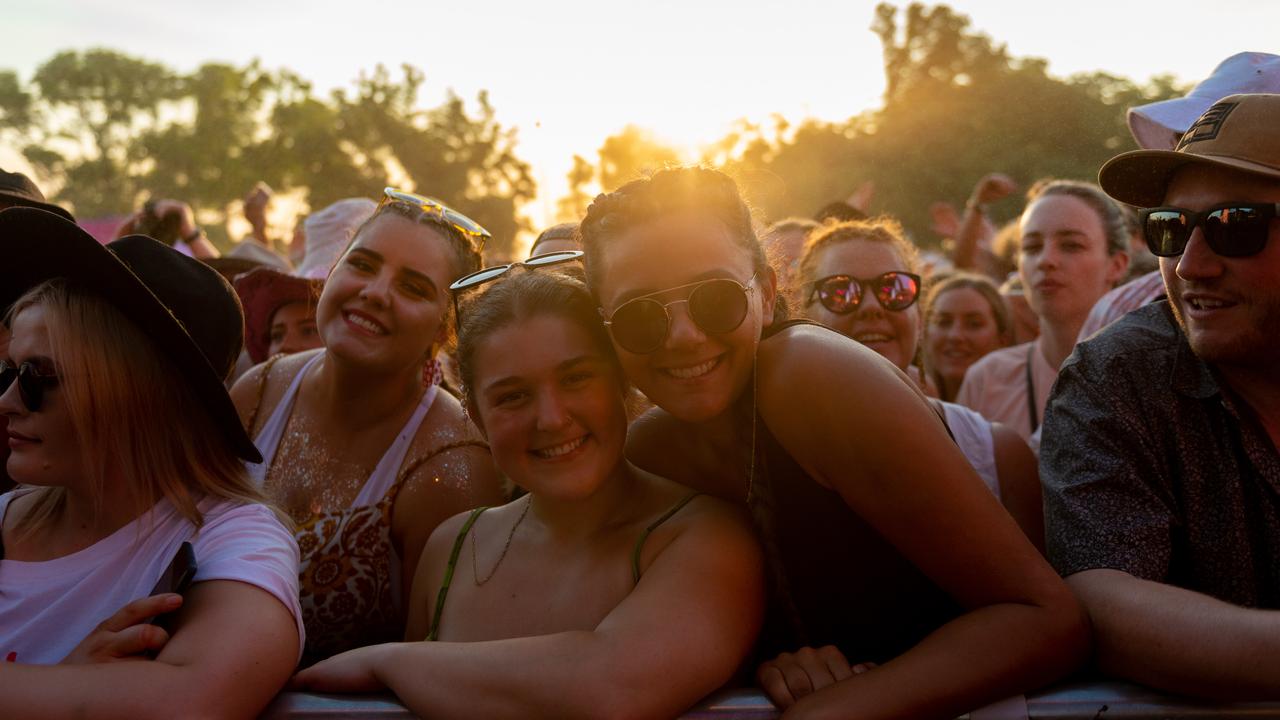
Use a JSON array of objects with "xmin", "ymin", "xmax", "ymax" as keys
[{"xmin": 0, "ymin": 3, "xmax": 1186, "ymax": 257}]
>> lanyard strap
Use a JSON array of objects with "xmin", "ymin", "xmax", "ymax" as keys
[{"xmin": 1025, "ymin": 344, "xmax": 1039, "ymax": 434}]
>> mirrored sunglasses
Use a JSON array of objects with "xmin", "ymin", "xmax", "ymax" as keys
[
  {"xmin": 807, "ymin": 271, "xmax": 921, "ymax": 314},
  {"xmin": 379, "ymin": 187, "xmax": 492, "ymax": 253},
  {"xmin": 1139, "ymin": 203, "xmax": 1279, "ymax": 258}
]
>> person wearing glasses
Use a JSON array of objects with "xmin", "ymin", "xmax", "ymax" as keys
[
  {"xmin": 794, "ymin": 219, "xmax": 1041, "ymax": 548},
  {"xmin": 955, "ymin": 179, "xmax": 1130, "ymax": 443},
  {"xmin": 1043, "ymin": 93, "xmax": 1280, "ymax": 699},
  {"xmin": 0, "ymin": 209, "xmax": 302, "ymax": 719},
  {"xmin": 229, "ymin": 188, "xmax": 505, "ymax": 665},
  {"xmin": 580, "ymin": 167, "xmax": 1087, "ymax": 718},
  {"xmin": 293, "ymin": 259, "xmax": 764, "ymax": 717}
]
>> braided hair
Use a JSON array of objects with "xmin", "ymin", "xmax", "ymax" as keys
[{"xmin": 578, "ymin": 166, "xmax": 789, "ymax": 322}]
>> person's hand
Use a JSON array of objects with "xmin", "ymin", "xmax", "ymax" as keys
[
  {"xmin": 929, "ymin": 201, "xmax": 961, "ymax": 239},
  {"xmin": 969, "ymin": 173, "xmax": 1017, "ymax": 207},
  {"xmin": 59, "ymin": 594, "xmax": 182, "ymax": 664},
  {"xmin": 845, "ymin": 180, "xmax": 876, "ymax": 214},
  {"xmin": 756, "ymin": 645, "xmax": 876, "ymax": 708},
  {"xmin": 291, "ymin": 644, "xmax": 390, "ymax": 694},
  {"xmin": 151, "ymin": 199, "xmax": 199, "ymax": 240},
  {"xmin": 243, "ymin": 183, "xmax": 273, "ymax": 229}
]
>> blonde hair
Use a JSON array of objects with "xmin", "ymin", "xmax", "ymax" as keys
[
  {"xmin": 7, "ymin": 280, "xmax": 273, "ymax": 536},
  {"xmin": 795, "ymin": 218, "xmax": 921, "ymax": 305}
]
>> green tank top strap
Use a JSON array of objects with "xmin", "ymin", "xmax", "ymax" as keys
[
  {"xmin": 631, "ymin": 491, "xmax": 701, "ymax": 585},
  {"xmin": 428, "ymin": 506, "xmax": 489, "ymax": 642}
]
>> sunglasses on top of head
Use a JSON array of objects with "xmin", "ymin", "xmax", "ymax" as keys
[
  {"xmin": 806, "ymin": 271, "xmax": 921, "ymax": 315},
  {"xmin": 448, "ymin": 250, "xmax": 584, "ymax": 323},
  {"xmin": 1139, "ymin": 203, "xmax": 1280, "ymax": 258},
  {"xmin": 0, "ymin": 359, "xmax": 59, "ymax": 413},
  {"xmin": 601, "ymin": 273, "xmax": 758, "ymax": 355},
  {"xmin": 378, "ymin": 187, "xmax": 492, "ymax": 254}
]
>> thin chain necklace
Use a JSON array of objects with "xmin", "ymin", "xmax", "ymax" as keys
[{"xmin": 472, "ymin": 494, "xmax": 532, "ymax": 586}]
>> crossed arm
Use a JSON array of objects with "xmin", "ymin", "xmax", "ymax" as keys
[{"xmin": 0, "ymin": 580, "xmax": 299, "ymax": 720}]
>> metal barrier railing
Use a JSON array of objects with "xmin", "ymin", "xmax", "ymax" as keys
[{"xmin": 259, "ymin": 682, "xmax": 1280, "ymax": 719}]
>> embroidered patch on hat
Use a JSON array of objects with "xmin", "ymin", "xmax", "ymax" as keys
[{"xmin": 1176, "ymin": 101, "xmax": 1238, "ymax": 150}]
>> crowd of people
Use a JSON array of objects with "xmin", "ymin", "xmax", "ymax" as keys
[{"xmin": 1, "ymin": 51, "xmax": 1278, "ymax": 720}]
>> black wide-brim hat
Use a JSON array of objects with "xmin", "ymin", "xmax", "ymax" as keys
[{"xmin": 0, "ymin": 207, "xmax": 262, "ymax": 463}]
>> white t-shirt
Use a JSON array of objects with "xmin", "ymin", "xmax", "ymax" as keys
[{"xmin": 0, "ymin": 490, "xmax": 304, "ymax": 665}]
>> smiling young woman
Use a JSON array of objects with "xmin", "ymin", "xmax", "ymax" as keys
[
  {"xmin": 292, "ymin": 266, "xmax": 763, "ymax": 719},
  {"xmin": 228, "ymin": 189, "xmax": 505, "ymax": 665},
  {"xmin": 581, "ymin": 167, "xmax": 1087, "ymax": 719}
]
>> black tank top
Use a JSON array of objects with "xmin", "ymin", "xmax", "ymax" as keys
[{"xmin": 749, "ymin": 319, "xmax": 963, "ymax": 662}]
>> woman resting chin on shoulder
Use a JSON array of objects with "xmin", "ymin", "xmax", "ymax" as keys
[
  {"xmin": 582, "ymin": 168, "xmax": 1087, "ymax": 720},
  {"xmin": 294, "ymin": 260, "xmax": 765, "ymax": 720},
  {"xmin": 0, "ymin": 209, "xmax": 302, "ymax": 720}
]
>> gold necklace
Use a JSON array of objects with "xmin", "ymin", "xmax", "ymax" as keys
[{"xmin": 471, "ymin": 495, "xmax": 532, "ymax": 586}]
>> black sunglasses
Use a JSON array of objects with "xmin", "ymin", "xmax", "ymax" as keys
[
  {"xmin": 1139, "ymin": 203, "xmax": 1280, "ymax": 258},
  {"xmin": 448, "ymin": 250, "xmax": 584, "ymax": 322},
  {"xmin": 807, "ymin": 271, "xmax": 922, "ymax": 315},
  {"xmin": 0, "ymin": 360, "xmax": 59, "ymax": 412},
  {"xmin": 601, "ymin": 274, "xmax": 756, "ymax": 355}
]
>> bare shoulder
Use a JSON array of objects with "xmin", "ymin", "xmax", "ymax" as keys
[
  {"xmin": 228, "ymin": 350, "xmax": 319, "ymax": 434},
  {"xmin": 396, "ymin": 387, "xmax": 504, "ymax": 516},
  {"xmin": 757, "ymin": 322, "xmax": 912, "ymax": 416},
  {"xmin": 632, "ymin": 474, "xmax": 760, "ymax": 578}
]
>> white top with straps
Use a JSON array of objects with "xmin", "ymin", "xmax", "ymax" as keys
[
  {"xmin": 941, "ymin": 401, "xmax": 1000, "ymax": 500},
  {"xmin": 245, "ymin": 352, "xmax": 439, "ymax": 506}
]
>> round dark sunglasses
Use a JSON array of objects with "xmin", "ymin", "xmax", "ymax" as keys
[
  {"xmin": 0, "ymin": 360, "xmax": 59, "ymax": 412},
  {"xmin": 807, "ymin": 271, "xmax": 921, "ymax": 314},
  {"xmin": 601, "ymin": 274, "xmax": 757, "ymax": 355},
  {"xmin": 1139, "ymin": 203, "xmax": 1279, "ymax": 258}
]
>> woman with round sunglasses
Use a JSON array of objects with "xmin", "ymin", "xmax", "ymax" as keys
[
  {"xmin": 293, "ymin": 263, "xmax": 764, "ymax": 718},
  {"xmin": 0, "ymin": 209, "xmax": 302, "ymax": 719},
  {"xmin": 795, "ymin": 220, "xmax": 1041, "ymax": 547},
  {"xmin": 581, "ymin": 168, "xmax": 1087, "ymax": 718},
  {"xmin": 229, "ymin": 188, "xmax": 505, "ymax": 664},
  {"xmin": 956, "ymin": 180, "xmax": 1129, "ymax": 443}
]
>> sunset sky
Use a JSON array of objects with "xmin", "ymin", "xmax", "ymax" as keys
[{"xmin": 4, "ymin": 0, "xmax": 1275, "ymax": 228}]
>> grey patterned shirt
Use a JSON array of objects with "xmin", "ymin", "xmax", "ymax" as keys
[{"xmin": 1042, "ymin": 301, "xmax": 1280, "ymax": 607}]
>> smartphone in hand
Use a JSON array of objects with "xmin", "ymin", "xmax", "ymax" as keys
[{"xmin": 147, "ymin": 541, "xmax": 197, "ymax": 633}]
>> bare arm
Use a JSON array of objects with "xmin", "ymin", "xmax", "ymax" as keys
[
  {"xmin": 950, "ymin": 174, "xmax": 1014, "ymax": 273},
  {"xmin": 298, "ymin": 507, "xmax": 765, "ymax": 720},
  {"xmin": 0, "ymin": 580, "xmax": 299, "ymax": 720},
  {"xmin": 761, "ymin": 327, "xmax": 1087, "ymax": 719},
  {"xmin": 1068, "ymin": 569, "xmax": 1280, "ymax": 699},
  {"xmin": 990, "ymin": 421, "xmax": 1044, "ymax": 552}
]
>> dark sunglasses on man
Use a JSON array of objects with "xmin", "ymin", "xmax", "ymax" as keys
[
  {"xmin": 1139, "ymin": 202, "xmax": 1279, "ymax": 258},
  {"xmin": 806, "ymin": 271, "xmax": 921, "ymax": 315},
  {"xmin": 601, "ymin": 274, "xmax": 757, "ymax": 355},
  {"xmin": 0, "ymin": 360, "xmax": 58, "ymax": 413}
]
